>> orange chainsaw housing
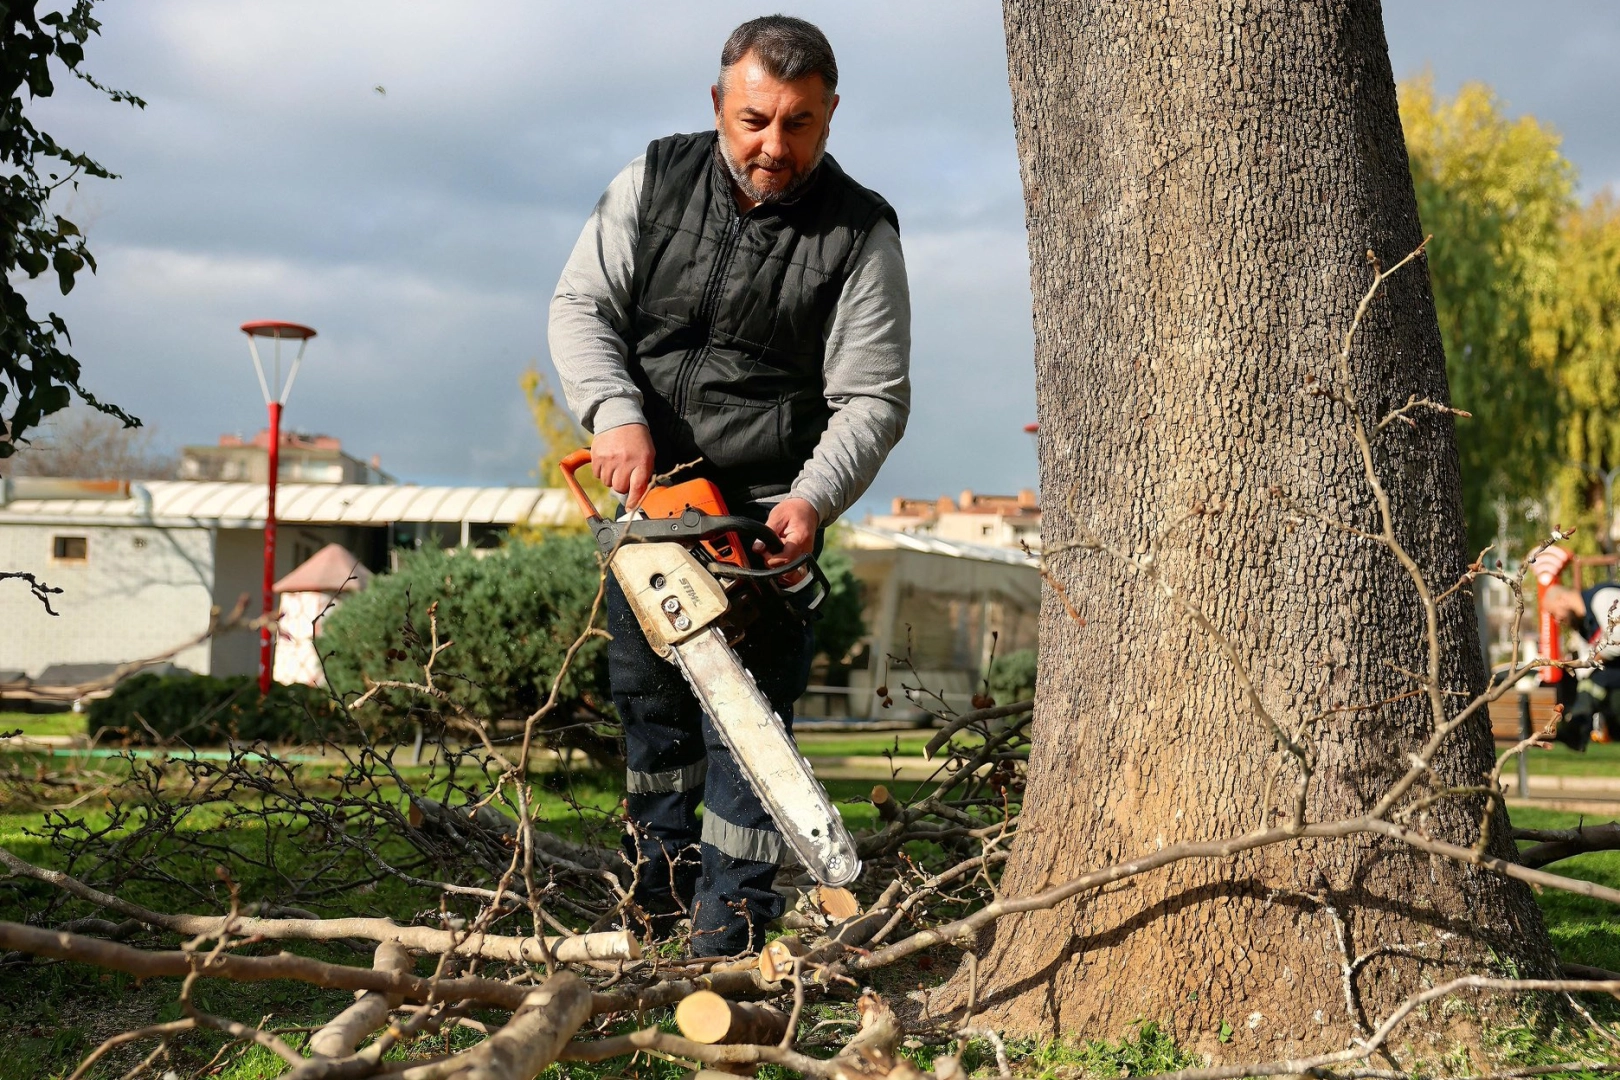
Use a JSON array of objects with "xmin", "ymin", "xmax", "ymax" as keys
[{"xmin": 638, "ymin": 479, "xmax": 749, "ymax": 569}]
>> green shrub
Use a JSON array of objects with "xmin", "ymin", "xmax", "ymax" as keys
[
  {"xmin": 318, "ymin": 535, "xmax": 611, "ymax": 740},
  {"xmin": 812, "ymin": 544, "xmax": 866, "ymax": 666},
  {"xmin": 987, "ymin": 647, "xmax": 1037, "ymax": 705},
  {"xmin": 88, "ymin": 672, "xmax": 344, "ymax": 745}
]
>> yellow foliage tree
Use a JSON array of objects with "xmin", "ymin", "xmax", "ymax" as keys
[
  {"xmin": 1538, "ymin": 197, "xmax": 1620, "ymax": 552},
  {"xmin": 1398, "ymin": 75, "xmax": 1574, "ymax": 553}
]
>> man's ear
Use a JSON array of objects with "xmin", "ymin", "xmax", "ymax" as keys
[
  {"xmin": 827, "ymin": 92, "xmax": 840, "ymax": 123},
  {"xmin": 711, "ymin": 83, "xmax": 722, "ymax": 121}
]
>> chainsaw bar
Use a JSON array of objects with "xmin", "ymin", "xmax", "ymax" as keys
[{"xmin": 670, "ymin": 627, "xmax": 862, "ymax": 887}]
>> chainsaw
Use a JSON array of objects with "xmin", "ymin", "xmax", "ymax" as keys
[{"xmin": 559, "ymin": 449, "xmax": 862, "ymax": 888}]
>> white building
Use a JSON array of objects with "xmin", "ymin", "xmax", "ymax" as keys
[
  {"xmin": 813, "ymin": 524, "xmax": 1042, "ymax": 720},
  {"xmin": 0, "ymin": 479, "xmax": 574, "ymax": 689}
]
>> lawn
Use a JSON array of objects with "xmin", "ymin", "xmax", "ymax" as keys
[
  {"xmin": 795, "ymin": 730, "xmax": 940, "ymax": 758},
  {"xmin": 1521, "ymin": 740, "xmax": 1620, "ymax": 777},
  {"xmin": 0, "ymin": 752, "xmax": 911, "ymax": 1080},
  {"xmin": 12, "ymin": 710, "xmax": 1620, "ymax": 779},
  {"xmin": 1512, "ymin": 804, "xmax": 1620, "ymax": 971},
  {"xmin": 0, "ymin": 709, "xmax": 83, "ymax": 739},
  {"xmin": 1, "ymin": 741, "xmax": 1616, "ymax": 1079}
]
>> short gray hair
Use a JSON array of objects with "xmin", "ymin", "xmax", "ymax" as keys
[{"xmin": 718, "ymin": 15, "xmax": 837, "ymax": 101}]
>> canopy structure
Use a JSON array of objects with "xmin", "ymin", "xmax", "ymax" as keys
[
  {"xmin": 0, "ymin": 481, "xmax": 577, "ymax": 531},
  {"xmin": 829, "ymin": 525, "xmax": 1042, "ymax": 719}
]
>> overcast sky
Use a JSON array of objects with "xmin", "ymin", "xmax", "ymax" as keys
[{"xmin": 15, "ymin": 2, "xmax": 1620, "ymax": 518}]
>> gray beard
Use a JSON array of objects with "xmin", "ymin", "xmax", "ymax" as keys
[{"xmin": 718, "ymin": 127, "xmax": 828, "ymax": 205}]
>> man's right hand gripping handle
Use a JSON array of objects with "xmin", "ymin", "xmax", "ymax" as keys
[{"xmin": 589, "ymin": 423, "xmax": 655, "ymax": 509}]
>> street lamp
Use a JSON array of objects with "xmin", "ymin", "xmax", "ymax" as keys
[{"xmin": 241, "ymin": 319, "xmax": 317, "ymax": 694}]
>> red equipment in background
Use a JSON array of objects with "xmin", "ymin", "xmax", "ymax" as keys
[
  {"xmin": 1531, "ymin": 545, "xmax": 1575, "ymax": 685},
  {"xmin": 241, "ymin": 320, "xmax": 317, "ymax": 694}
]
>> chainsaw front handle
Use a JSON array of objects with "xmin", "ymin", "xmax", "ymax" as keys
[{"xmin": 589, "ymin": 509, "xmax": 785, "ymax": 558}]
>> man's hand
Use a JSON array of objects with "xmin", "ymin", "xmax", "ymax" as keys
[
  {"xmin": 591, "ymin": 423, "xmax": 655, "ymax": 509},
  {"xmin": 758, "ymin": 497, "xmax": 820, "ymax": 567}
]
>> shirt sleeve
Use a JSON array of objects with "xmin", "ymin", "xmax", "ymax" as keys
[
  {"xmin": 787, "ymin": 217, "xmax": 912, "ymax": 523},
  {"xmin": 1591, "ymin": 586, "xmax": 1620, "ymax": 662},
  {"xmin": 547, "ymin": 155, "xmax": 648, "ymax": 435}
]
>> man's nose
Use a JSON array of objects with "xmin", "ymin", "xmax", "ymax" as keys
[{"xmin": 761, "ymin": 122, "xmax": 790, "ymax": 162}]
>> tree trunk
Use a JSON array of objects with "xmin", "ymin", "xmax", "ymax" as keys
[{"xmin": 968, "ymin": 0, "xmax": 1556, "ymax": 1053}]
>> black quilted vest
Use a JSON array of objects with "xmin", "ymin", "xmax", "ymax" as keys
[{"xmin": 627, "ymin": 131, "xmax": 897, "ymax": 503}]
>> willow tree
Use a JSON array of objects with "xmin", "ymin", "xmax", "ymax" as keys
[
  {"xmin": 1400, "ymin": 76, "xmax": 1573, "ymax": 553},
  {"xmin": 966, "ymin": 0, "xmax": 1554, "ymax": 1053}
]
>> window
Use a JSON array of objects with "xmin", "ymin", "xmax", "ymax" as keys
[{"xmin": 52, "ymin": 535, "xmax": 88, "ymax": 561}]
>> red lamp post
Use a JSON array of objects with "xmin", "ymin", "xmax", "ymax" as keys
[{"xmin": 241, "ymin": 320, "xmax": 317, "ymax": 694}]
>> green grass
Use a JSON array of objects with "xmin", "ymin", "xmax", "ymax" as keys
[
  {"xmin": 0, "ymin": 710, "xmax": 82, "ymax": 739},
  {"xmin": 2, "ymin": 753, "xmax": 1615, "ymax": 1078},
  {"xmin": 795, "ymin": 731, "xmax": 936, "ymax": 757},
  {"xmin": 0, "ymin": 771, "xmax": 893, "ymax": 1079},
  {"xmin": 1012, "ymin": 1021, "xmax": 1203, "ymax": 1079},
  {"xmin": 1522, "ymin": 740, "xmax": 1620, "ymax": 777},
  {"xmin": 1513, "ymin": 805, "xmax": 1620, "ymax": 972}
]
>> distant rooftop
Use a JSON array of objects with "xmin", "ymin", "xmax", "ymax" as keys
[
  {"xmin": 181, "ymin": 429, "xmax": 395, "ymax": 486},
  {"xmin": 885, "ymin": 489, "xmax": 1040, "ymax": 521}
]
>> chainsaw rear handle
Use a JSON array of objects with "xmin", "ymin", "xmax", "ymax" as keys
[{"xmin": 560, "ymin": 448, "xmax": 784, "ymax": 555}]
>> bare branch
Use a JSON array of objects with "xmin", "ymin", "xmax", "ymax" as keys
[
  {"xmin": 0, "ymin": 569, "xmax": 63, "ymax": 615},
  {"xmin": 0, "ymin": 846, "xmax": 636, "ymax": 963}
]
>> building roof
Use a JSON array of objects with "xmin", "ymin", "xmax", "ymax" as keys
[
  {"xmin": 841, "ymin": 524, "xmax": 1040, "ymax": 566},
  {"xmin": 0, "ymin": 480, "xmax": 577, "ymax": 530},
  {"xmin": 273, "ymin": 543, "xmax": 373, "ymax": 594}
]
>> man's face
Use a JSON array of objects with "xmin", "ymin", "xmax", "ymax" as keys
[{"xmin": 711, "ymin": 51, "xmax": 838, "ymax": 206}]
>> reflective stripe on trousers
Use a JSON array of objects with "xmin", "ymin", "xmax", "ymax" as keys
[
  {"xmin": 626, "ymin": 758, "xmax": 709, "ymax": 794},
  {"xmin": 701, "ymin": 811, "xmax": 785, "ymax": 865}
]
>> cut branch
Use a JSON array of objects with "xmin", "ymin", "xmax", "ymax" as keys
[
  {"xmin": 0, "ymin": 846, "xmax": 636, "ymax": 963},
  {"xmin": 676, "ymin": 991, "xmax": 791, "ymax": 1045},
  {"xmin": 306, "ymin": 941, "xmax": 412, "ymax": 1058},
  {"xmin": 1514, "ymin": 821, "xmax": 1620, "ymax": 869},
  {"xmin": 0, "ymin": 919, "xmax": 531, "ymax": 1010}
]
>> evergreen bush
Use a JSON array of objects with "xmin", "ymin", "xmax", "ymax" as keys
[
  {"xmin": 811, "ymin": 544, "xmax": 866, "ymax": 666},
  {"xmin": 318, "ymin": 535, "xmax": 612, "ymax": 745},
  {"xmin": 88, "ymin": 673, "xmax": 343, "ymax": 745},
  {"xmin": 987, "ymin": 647, "xmax": 1037, "ymax": 705}
]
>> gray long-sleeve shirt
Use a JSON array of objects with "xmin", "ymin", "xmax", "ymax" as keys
[{"xmin": 548, "ymin": 154, "xmax": 911, "ymax": 523}]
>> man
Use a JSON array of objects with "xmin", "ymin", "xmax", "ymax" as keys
[
  {"xmin": 1542, "ymin": 581, "xmax": 1620, "ymax": 748},
  {"xmin": 548, "ymin": 15, "xmax": 910, "ymax": 955}
]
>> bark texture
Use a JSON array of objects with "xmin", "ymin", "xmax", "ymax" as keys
[{"xmin": 971, "ymin": 0, "xmax": 1555, "ymax": 1051}]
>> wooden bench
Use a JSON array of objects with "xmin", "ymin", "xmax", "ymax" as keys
[{"xmin": 1484, "ymin": 685, "xmax": 1561, "ymax": 742}]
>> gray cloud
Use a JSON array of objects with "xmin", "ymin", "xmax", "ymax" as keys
[
  {"xmin": 1383, "ymin": 0, "xmax": 1620, "ymax": 196},
  {"xmin": 18, "ymin": 2, "xmax": 1616, "ymax": 520}
]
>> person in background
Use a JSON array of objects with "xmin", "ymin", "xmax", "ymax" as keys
[{"xmin": 1541, "ymin": 581, "xmax": 1620, "ymax": 749}]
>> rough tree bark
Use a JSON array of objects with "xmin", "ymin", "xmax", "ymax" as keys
[{"xmin": 965, "ymin": 0, "xmax": 1555, "ymax": 1053}]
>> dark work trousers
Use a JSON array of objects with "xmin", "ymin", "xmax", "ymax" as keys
[{"xmin": 607, "ymin": 521, "xmax": 817, "ymax": 957}]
